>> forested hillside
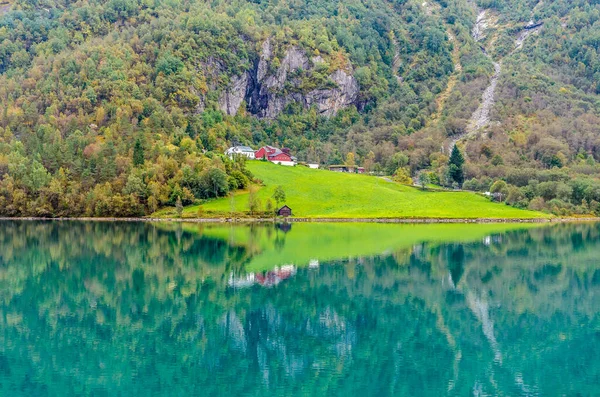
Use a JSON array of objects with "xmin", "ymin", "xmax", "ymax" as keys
[{"xmin": 0, "ymin": 0, "xmax": 600, "ymax": 216}]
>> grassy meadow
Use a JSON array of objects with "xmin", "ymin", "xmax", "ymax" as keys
[{"xmin": 167, "ymin": 161, "xmax": 549, "ymax": 219}]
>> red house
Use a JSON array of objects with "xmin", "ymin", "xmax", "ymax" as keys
[{"xmin": 255, "ymin": 146, "xmax": 296, "ymax": 166}]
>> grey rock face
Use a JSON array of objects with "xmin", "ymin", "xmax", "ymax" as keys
[
  {"xmin": 201, "ymin": 40, "xmax": 359, "ymax": 119},
  {"xmin": 195, "ymin": 39, "xmax": 359, "ymax": 119},
  {"xmin": 257, "ymin": 38, "xmax": 272, "ymax": 82},
  {"xmin": 218, "ymin": 73, "xmax": 249, "ymax": 115},
  {"xmin": 251, "ymin": 43, "xmax": 359, "ymax": 118},
  {"xmin": 306, "ymin": 69, "xmax": 359, "ymax": 117}
]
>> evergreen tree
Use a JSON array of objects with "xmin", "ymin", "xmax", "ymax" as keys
[
  {"xmin": 448, "ymin": 145, "xmax": 465, "ymax": 186},
  {"xmin": 133, "ymin": 139, "xmax": 145, "ymax": 167}
]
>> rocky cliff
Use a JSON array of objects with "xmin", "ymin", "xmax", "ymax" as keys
[{"xmin": 216, "ymin": 39, "xmax": 359, "ymax": 118}]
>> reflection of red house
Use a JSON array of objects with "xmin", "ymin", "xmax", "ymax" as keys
[
  {"xmin": 255, "ymin": 146, "xmax": 295, "ymax": 166},
  {"xmin": 228, "ymin": 265, "xmax": 297, "ymax": 289},
  {"xmin": 255, "ymin": 265, "xmax": 296, "ymax": 287}
]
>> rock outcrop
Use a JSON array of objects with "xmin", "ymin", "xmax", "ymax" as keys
[
  {"xmin": 214, "ymin": 39, "xmax": 359, "ymax": 118},
  {"xmin": 305, "ymin": 69, "xmax": 359, "ymax": 117},
  {"xmin": 218, "ymin": 73, "xmax": 249, "ymax": 116}
]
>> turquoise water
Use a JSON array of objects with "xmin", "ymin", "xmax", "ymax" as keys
[{"xmin": 0, "ymin": 221, "xmax": 599, "ymax": 396}]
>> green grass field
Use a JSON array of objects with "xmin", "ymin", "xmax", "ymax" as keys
[{"xmin": 171, "ymin": 161, "xmax": 548, "ymax": 219}]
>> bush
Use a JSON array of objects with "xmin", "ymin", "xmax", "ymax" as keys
[
  {"xmin": 463, "ymin": 178, "xmax": 480, "ymax": 191},
  {"xmin": 528, "ymin": 197, "xmax": 546, "ymax": 212},
  {"xmin": 490, "ymin": 180, "xmax": 509, "ymax": 201},
  {"xmin": 393, "ymin": 167, "xmax": 413, "ymax": 185},
  {"xmin": 506, "ymin": 186, "xmax": 526, "ymax": 205}
]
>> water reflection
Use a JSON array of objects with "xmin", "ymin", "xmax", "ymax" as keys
[{"xmin": 0, "ymin": 221, "xmax": 599, "ymax": 396}]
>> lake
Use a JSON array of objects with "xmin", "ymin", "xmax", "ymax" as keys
[{"xmin": 0, "ymin": 221, "xmax": 599, "ymax": 396}]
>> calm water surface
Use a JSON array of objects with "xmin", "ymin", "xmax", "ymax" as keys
[{"xmin": 0, "ymin": 221, "xmax": 599, "ymax": 396}]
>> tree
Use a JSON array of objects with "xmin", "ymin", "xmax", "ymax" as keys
[
  {"xmin": 506, "ymin": 186, "xmax": 526, "ymax": 206},
  {"xmin": 346, "ymin": 152, "xmax": 355, "ymax": 166},
  {"xmin": 133, "ymin": 139, "xmax": 145, "ymax": 167},
  {"xmin": 248, "ymin": 185, "xmax": 260, "ymax": 215},
  {"xmin": 386, "ymin": 153, "xmax": 409, "ymax": 175},
  {"xmin": 148, "ymin": 196, "xmax": 158, "ymax": 213},
  {"xmin": 29, "ymin": 160, "xmax": 51, "ymax": 191},
  {"xmin": 448, "ymin": 145, "xmax": 464, "ymax": 186},
  {"xmin": 175, "ymin": 196, "xmax": 183, "ymax": 217},
  {"xmin": 272, "ymin": 185, "xmax": 286, "ymax": 207},
  {"xmin": 204, "ymin": 167, "xmax": 229, "ymax": 198},
  {"xmin": 265, "ymin": 199, "xmax": 274, "ymax": 214},
  {"xmin": 418, "ymin": 173, "xmax": 430, "ymax": 190},
  {"xmin": 124, "ymin": 173, "xmax": 147, "ymax": 198},
  {"xmin": 229, "ymin": 193, "xmax": 235, "ymax": 215},
  {"xmin": 393, "ymin": 167, "xmax": 413, "ymax": 185},
  {"xmin": 490, "ymin": 180, "xmax": 509, "ymax": 202},
  {"xmin": 364, "ymin": 151, "xmax": 376, "ymax": 172}
]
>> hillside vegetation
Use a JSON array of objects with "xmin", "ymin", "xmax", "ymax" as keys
[
  {"xmin": 173, "ymin": 162, "xmax": 548, "ymax": 219},
  {"xmin": 1, "ymin": 0, "xmax": 600, "ymax": 217}
]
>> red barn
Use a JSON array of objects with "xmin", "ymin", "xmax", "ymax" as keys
[{"xmin": 255, "ymin": 146, "xmax": 295, "ymax": 166}]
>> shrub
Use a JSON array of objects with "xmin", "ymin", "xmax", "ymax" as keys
[{"xmin": 393, "ymin": 167, "xmax": 413, "ymax": 185}]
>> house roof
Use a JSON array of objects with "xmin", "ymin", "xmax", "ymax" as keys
[
  {"xmin": 236, "ymin": 146, "xmax": 254, "ymax": 151},
  {"xmin": 227, "ymin": 146, "xmax": 254, "ymax": 153},
  {"xmin": 256, "ymin": 146, "xmax": 295, "ymax": 160},
  {"xmin": 258, "ymin": 146, "xmax": 283, "ymax": 154}
]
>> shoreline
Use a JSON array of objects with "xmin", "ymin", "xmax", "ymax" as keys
[{"xmin": 0, "ymin": 216, "xmax": 599, "ymax": 224}]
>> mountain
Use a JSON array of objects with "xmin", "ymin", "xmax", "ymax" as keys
[{"xmin": 0, "ymin": 0, "xmax": 599, "ymax": 217}]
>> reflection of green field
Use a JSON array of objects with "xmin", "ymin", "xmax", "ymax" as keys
[
  {"xmin": 197, "ymin": 223, "xmax": 545, "ymax": 272},
  {"xmin": 180, "ymin": 162, "xmax": 548, "ymax": 219}
]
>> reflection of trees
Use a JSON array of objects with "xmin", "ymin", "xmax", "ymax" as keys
[
  {"xmin": 429, "ymin": 224, "xmax": 600, "ymax": 395},
  {"xmin": 0, "ymin": 222, "xmax": 599, "ymax": 395}
]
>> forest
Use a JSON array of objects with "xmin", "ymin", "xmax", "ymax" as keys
[{"xmin": 0, "ymin": 0, "xmax": 600, "ymax": 216}]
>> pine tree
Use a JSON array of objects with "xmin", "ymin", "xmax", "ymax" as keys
[
  {"xmin": 448, "ymin": 145, "xmax": 465, "ymax": 186},
  {"xmin": 133, "ymin": 139, "xmax": 145, "ymax": 167}
]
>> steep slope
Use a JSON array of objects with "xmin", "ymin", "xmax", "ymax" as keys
[
  {"xmin": 0, "ymin": 0, "xmax": 600, "ymax": 217},
  {"xmin": 411, "ymin": 0, "xmax": 600, "ymax": 216},
  {"xmin": 0, "ymin": 0, "xmax": 457, "ymax": 216}
]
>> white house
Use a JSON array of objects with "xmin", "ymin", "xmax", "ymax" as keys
[
  {"xmin": 307, "ymin": 163, "xmax": 319, "ymax": 169},
  {"xmin": 225, "ymin": 146, "xmax": 255, "ymax": 159}
]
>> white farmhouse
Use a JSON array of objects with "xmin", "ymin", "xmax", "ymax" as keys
[{"xmin": 225, "ymin": 146, "xmax": 256, "ymax": 159}]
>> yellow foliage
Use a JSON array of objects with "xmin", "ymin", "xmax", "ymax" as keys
[
  {"xmin": 393, "ymin": 167, "xmax": 413, "ymax": 185},
  {"xmin": 559, "ymin": 87, "xmax": 570, "ymax": 94},
  {"xmin": 511, "ymin": 132, "xmax": 527, "ymax": 147}
]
